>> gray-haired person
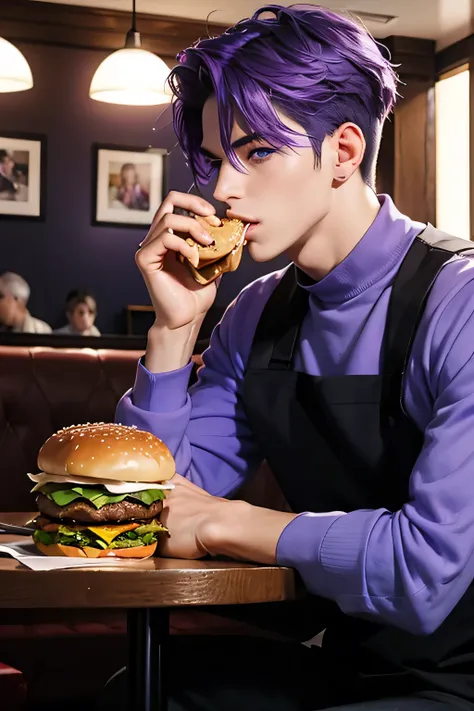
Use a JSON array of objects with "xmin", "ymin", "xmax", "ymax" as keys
[{"xmin": 0, "ymin": 272, "xmax": 51, "ymax": 334}]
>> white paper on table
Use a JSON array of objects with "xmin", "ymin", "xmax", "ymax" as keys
[{"xmin": 0, "ymin": 540, "xmax": 126, "ymax": 571}]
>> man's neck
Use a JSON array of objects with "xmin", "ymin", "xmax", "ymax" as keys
[{"xmin": 288, "ymin": 181, "xmax": 381, "ymax": 282}]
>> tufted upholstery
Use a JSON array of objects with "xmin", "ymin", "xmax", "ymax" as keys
[{"xmin": 0, "ymin": 346, "xmax": 143, "ymax": 511}]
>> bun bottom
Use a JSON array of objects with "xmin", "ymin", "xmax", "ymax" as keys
[{"xmin": 35, "ymin": 541, "xmax": 157, "ymax": 559}]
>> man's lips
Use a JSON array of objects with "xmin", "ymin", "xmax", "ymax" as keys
[
  {"xmin": 226, "ymin": 211, "xmax": 258, "ymax": 225},
  {"xmin": 245, "ymin": 223, "xmax": 258, "ymax": 239}
]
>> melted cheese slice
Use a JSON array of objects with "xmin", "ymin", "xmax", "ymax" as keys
[
  {"xmin": 28, "ymin": 472, "xmax": 174, "ymax": 494},
  {"xmin": 87, "ymin": 522, "xmax": 140, "ymax": 545}
]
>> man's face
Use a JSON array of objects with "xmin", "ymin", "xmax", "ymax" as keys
[
  {"xmin": 0, "ymin": 285, "xmax": 20, "ymax": 327},
  {"xmin": 200, "ymin": 96, "xmax": 336, "ymax": 263}
]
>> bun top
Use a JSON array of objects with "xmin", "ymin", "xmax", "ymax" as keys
[{"xmin": 37, "ymin": 423, "xmax": 175, "ymax": 483}]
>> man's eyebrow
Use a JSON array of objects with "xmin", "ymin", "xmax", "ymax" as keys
[{"xmin": 200, "ymin": 133, "xmax": 261, "ymax": 160}]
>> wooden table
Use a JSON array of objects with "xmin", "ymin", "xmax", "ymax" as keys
[{"xmin": 0, "ymin": 513, "xmax": 295, "ymax": 711}]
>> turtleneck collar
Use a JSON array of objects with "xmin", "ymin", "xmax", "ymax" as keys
[{"xmin": 296, "ymin": 195, "xmax": 425, "ymax": 305}]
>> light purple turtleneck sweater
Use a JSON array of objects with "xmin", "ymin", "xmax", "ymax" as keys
[{"xmin": 117, "ymin": 195, "xmax": 474, "ymax": 635}]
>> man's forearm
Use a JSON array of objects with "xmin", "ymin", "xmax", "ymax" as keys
[
  {"xmin": 145, "ymin": 321, "xmax": 203, "ymax": 373},
  {"xmin": 202, "ymin": 499, "xmax": 298, "ymax": 564}
]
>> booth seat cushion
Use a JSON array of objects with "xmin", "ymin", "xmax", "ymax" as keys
[
  {"xmin": 0, "ymin": 346, "xmax": 142, "ymax": 511},
  {"xmin": 0, "ymin": 345, "xmax": 289, "ymax": 512}
]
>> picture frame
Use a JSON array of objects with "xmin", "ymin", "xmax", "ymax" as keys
[
  {"xmin": 0, "ymin": 132, "xmax": 46, "ymax": 221},
  {"xmin": 93, "ymin": 144, "xmax": 167, "ymax": 228}
]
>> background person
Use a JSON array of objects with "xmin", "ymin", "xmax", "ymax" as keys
[
  {"xmin": 0, "ymin": 272, "xmax": 51, "ymax": 333},
  {"xmin": 54, "ymin": 290, "xmax": 100, "ymax": 336}
]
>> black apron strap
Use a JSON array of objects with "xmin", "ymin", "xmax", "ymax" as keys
[
  {"xmin": 382, "ymin": 224, "xmax": 474, "ymax": 412},
  {"xmin": 247, "ymin": 265, "xmax": 309, "ymax": 371},
  {"xmin": 419, "ymin": 222, "xmax": 474, "ymax": 253}
]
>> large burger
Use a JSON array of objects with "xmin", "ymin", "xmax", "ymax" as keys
[
  {"xmin": 179, "ymin": 216, "xmax": 249, "ymax": 285},
  {"xmin": 28, "ymin": 423, "xmax": 174, "ymax": 559}
]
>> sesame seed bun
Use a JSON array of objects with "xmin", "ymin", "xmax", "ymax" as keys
[{"xmin": 37, "ymin": 423, "xmax": 175, "ymax": 483}]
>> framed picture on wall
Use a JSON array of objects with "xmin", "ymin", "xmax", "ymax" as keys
[
  {"xmin": 0, "ymin": 133, "xmax": 46, "ymax": 220},
  {"xmin": 93, "ymin": 144, "xmax": 167, "ymax": 228}
]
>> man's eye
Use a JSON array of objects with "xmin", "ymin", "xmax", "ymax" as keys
[{"xmin": 248, "ymin": 147, "xmax": 276, "ymax": 161}]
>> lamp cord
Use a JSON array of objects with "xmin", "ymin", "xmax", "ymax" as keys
[{"xmin": 131, "ymin": 0, "xmax": 136, "ymax": 32}]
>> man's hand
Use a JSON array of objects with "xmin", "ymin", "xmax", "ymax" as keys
[
  {"xmin": 159, "ymin": 473, "xmax": 298, "ymax": 564},
  {"xmin": 158, "ymin": 473, "xmax": 232, "ymax": 559}
]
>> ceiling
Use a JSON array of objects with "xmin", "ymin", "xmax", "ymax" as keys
[{"xmin": 31, "ymin": 0, "xmax": 473, "ymax": 50}]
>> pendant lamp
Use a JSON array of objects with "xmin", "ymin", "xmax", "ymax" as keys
[
  {"xmin": 0, "ymin": 37, "xmax": 33, "ymax": 93},
  {"xmin": 89, "ymin": 0, "xmax": 172, "ymax": 106}
]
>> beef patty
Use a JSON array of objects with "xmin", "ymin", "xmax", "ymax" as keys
[{"xmin": 36, "ymin": 493, "xmax": 163, "ymax": 523}]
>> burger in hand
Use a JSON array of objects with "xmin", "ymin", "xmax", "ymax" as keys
[
  {"xmin": 179, "ymin": 216, "xmax": 249, "ymax": 285},
  {"xmin": 28, "ymin": 423, "xmax": 174, "ymax": 559}
]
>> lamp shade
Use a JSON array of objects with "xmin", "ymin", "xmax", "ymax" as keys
[
  {"xmin": 89, "ymin": 47, "xmax": 172, "ymax": 106},
  {"xmin": 0, "ymin": 37, "xmax": 33, "ymax": 93}
]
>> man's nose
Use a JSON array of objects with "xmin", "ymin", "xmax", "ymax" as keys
[{"xmin": 213, "ymin": 160, "xmax": 246, "ymax": 204}]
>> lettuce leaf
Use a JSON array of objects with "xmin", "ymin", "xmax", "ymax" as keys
[
  {"xmin": 33, "ymin": 522, "xmax": 166, "ymax": 550},
  {"xmin": 39, "ymin": 484, "xmax": 166, "ymax": 509}
]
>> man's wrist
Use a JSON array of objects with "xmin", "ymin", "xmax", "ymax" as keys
[
  {"xmin": 200, "ymin": 499, "xmax": 298, "ymax": 565},
  {"xmin": 145, "ymin": 322, "xmax": 200, "ymax": 373}
]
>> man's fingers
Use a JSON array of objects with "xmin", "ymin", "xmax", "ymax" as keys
[
  {"xmin": 166, "ymin": 473, "xmax": 210, "ymax": 497},
  {"xmin": 152, "ymin": 191, "xmax": 216, "ymax": 229}
]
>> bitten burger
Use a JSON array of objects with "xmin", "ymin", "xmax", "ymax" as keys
[
  {"xmin": 28, "ymin": 423, "xmax": 174, "ymax": 559},
  {"xmin": 179, "ymin": 216, "xmax": 249, "ymax": 285}
]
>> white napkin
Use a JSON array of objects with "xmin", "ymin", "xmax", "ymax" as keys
[{"xmin": 0, "ymin": 540, "xmax": 126, "ymax": 570}]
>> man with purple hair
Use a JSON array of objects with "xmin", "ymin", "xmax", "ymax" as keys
[{"xmin": 104, "ymin": 4, "xmax": 474, "ymax": 711}]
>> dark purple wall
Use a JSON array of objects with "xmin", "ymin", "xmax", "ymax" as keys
[{"xmin": 0, "ymin": 41, "xmax": 288, "ymax": 334}]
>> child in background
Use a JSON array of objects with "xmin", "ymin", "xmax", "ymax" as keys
[{"xmin": 54, "ymin": 290, "xmax": 100, "ymax": 336}]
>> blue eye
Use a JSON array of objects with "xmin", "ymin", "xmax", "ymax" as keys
[{"xmin": 248, "ymin": 147, "xmax": 276, "ymax": 162}]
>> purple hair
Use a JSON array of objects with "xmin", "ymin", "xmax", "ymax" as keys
[{"xmin": 168, "ymin": 4, "xmax": 398, "ymax": 188}]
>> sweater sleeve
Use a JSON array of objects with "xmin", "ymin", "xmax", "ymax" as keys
[{"xmin": 116, "ymin": 272, "xmax": 283, "ymax": 496}]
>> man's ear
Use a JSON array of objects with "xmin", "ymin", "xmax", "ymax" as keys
[{"xmin": 331, "ymin": 122, "xmax": 365, "ymax": 187}]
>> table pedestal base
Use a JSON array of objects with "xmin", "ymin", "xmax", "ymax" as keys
[{"xmin": 127, "ymin": 608, "xmax": 169, "ymax": 711}]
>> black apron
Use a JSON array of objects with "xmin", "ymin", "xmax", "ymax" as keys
[{"xmin": 242, "ymin": 225, "xmax": 474, "ymax": 702}]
